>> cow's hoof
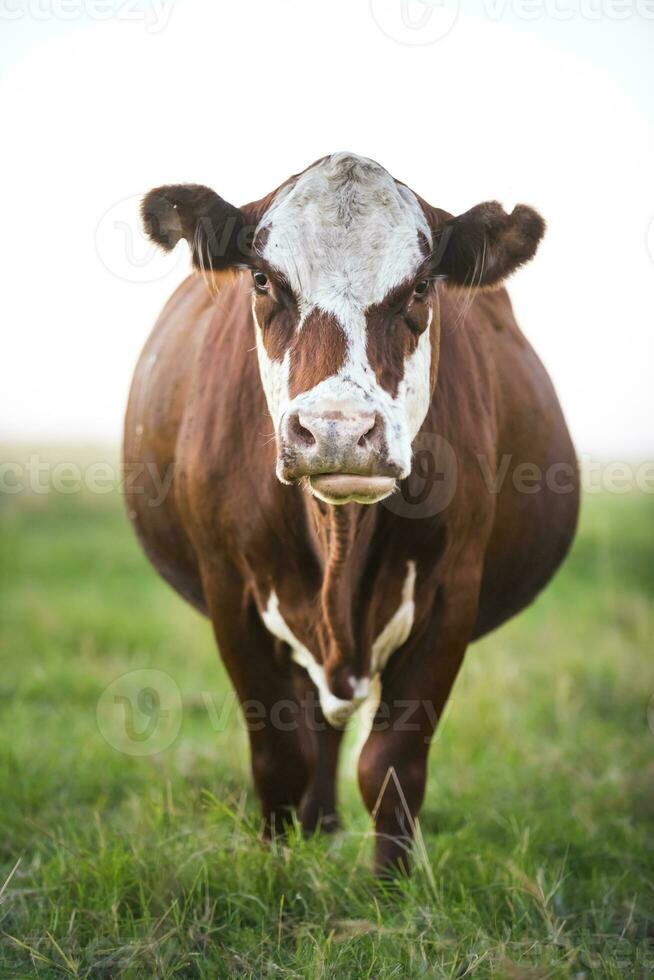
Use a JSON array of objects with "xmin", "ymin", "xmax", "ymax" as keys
[{"xmin": 299, "ymin": 803, "xmax": 340, "ymax": 836}]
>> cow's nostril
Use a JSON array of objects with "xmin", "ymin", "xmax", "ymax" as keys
[
  {"xmin": 358, "ymin": 413, "xmax": 383, "ymax": 449},
  {"xmin": 288, "ymin": 413, "xmax": 316, "ymax": 448}
]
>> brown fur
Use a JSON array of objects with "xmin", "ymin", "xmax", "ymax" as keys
[{"xmin": 289, "ymin": 310, "xmax": 348, "ymax": 398}]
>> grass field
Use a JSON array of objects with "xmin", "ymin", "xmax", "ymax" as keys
[{"xmin": 1, "ymin": 453, "xmax": 653, "ymax": 978}]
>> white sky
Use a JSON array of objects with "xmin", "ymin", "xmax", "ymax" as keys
[{"xmin": 1, "ymin": 0, "xmax": 652, "ymax": 457}]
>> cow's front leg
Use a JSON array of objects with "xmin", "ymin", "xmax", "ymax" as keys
[
  {"xmin": 203, "ymin": 563, "xmax": 309, "ymax": 835},
  {"xmin": 293, "ymin": 678, "xmax": 345, "ymax": 834},
  {"xmin": 358, "ymin": 586, "xmax": 478, "ymax": 876}
]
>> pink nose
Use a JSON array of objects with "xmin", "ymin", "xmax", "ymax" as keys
[
  {"xmin": 295, "ymin": 409, "xmax": 380, "ymax": 452},
  {"xmin": 280, "ymin": 407, "xmax": 393, "ymax": 482}
]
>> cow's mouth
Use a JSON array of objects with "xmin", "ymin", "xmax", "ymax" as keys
[{"xmin": 308, "ymin": 473, "xmax": 396, "ymax": 505}]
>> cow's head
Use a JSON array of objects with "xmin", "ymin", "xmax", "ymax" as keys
[{"xmin": 143, "ymin": 153, "xmax": 544, "ymax": 505}]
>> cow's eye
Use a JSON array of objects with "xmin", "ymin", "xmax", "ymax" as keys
[
  {"xmin": 413, "ymin": 279, "xmax": 430, "ymax": 298},
  {"xmin": 253, "ymin": 271, "xmax": 269, "ymax": 291}
]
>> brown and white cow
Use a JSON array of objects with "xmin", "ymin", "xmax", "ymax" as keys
[{"xmin": 125, "ymin": 152, "xmax": 579, "ymax": 875}]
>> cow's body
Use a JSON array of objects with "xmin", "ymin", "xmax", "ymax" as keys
[{"xmin": 125, "ymin": 153, "xmax": 579, "ymax": 873}]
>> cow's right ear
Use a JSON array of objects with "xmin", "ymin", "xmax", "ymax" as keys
[{"xmin": 141, "ymin": 184, "xmax": 253, "ymax": 272}]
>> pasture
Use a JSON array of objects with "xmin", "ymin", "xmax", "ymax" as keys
[{"xmin": 1, "ymin": 450, "xmax": 652, "ymax": 978}]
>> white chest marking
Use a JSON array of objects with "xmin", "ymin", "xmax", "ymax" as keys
[
  {"xmin": 260, "ymin": 591, "xmax": 369, "ymax": 728},
  {"xmin": 348, "ymin": 560, "xmax": 418, "ymax": 769},
  {"xmin": 370, "ymin": 560, "xmax": 417, "ymax": 675},
  {"xmin": 260, "ymin": 560, "xmax": 416, "ymax": 729}
]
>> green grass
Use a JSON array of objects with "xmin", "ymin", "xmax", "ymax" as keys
[{"xmin": 1, "ymin": 452, "xmax": 653, "ymax": 978}]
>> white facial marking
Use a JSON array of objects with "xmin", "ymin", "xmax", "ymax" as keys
[
  {"xmin": 252, "ymin": 295, "xmax": 290, "ymax": 430},
  {"xmin": 399, "ymin": 311, "xmax": 433, "ymax": 443},
  {"xmin": 261, "ymin": 153, "xmax": 430, "ymax": 314},
  {"xmin": 261, "ymin": 590, "xmax": 368, "ymax": 727},
  {"xmin": 253, "ymin": 153, "xmax": 434, "ymax": 476}
]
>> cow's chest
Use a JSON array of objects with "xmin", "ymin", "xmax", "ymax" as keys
[{"xmin": 257, "ymin": 560, "xmax": 416, "ymax": 726}]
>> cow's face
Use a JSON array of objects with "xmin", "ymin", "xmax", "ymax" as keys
[
  {"xmin": 143, "ymin": 153, "xmax": 544, "ymax": 505},
  {"xmin": 249, "ymin": 154, "xmax": 437, "ymax": 504}
]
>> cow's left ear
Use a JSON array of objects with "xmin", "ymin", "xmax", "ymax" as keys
[
  {"xmin": 141, "ymin": 184, "xmax": 254, "ymax": 272},
  {"xmin": 431, "ymin": 202, "xmax": 545, "ymax": 289}
]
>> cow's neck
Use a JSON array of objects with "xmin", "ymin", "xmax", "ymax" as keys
[{"xmin": 304, "ymin": 497, "xmax": 377, "ymax": 697}]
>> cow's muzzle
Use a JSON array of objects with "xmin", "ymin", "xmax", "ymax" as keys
[{"xmin": 277, "ymin": 406, "xmax": 400, "ymax": 504}]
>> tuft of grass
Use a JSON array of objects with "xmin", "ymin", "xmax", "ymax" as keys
[{"xmin": 1, "ymin": 452, "xmax": 653, "ymax": 977}]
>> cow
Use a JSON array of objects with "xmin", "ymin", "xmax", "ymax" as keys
[{"xmin": 124, "ymin": 152, "xmax": 579, "ymax": 876}]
